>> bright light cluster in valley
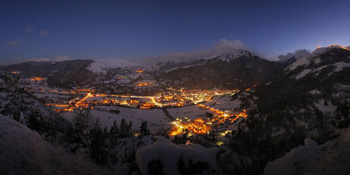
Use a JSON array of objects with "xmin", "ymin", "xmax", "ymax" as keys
[{"xmin": 18, "ymin": 75, "xmax": 249, "ymax": 136}]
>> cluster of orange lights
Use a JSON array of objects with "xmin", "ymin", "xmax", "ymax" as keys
[
  {"xmin": 140, "ymin": 102, "xmax": 155, "ymax": 109},
  {"xmin": 169, "ymin": 104, "xmax": 247, "ymax": 136},
  {"xmin": 135, "ymin": 70, "xmax": 144, "ymax": 73},
  {"xmin": 30, "ymin": 77, "xmax": 45, "ymax": 82},
  {"xmin": 11, "ymin": 71, "xmax": 20, "ymax": 74},
  {"xmin": 170, "ymin": 118, "xmax": 211, "ymax": 136},
  {"xmin": 42, "ymin": 87, "xmax": 246, "ymax": 137},
  {"xmin": 117, "ymin": 76, "xmax": 126, "ymax": 80},
  {"xmin": 52, "ymin": 92, "xmax": 93, "ymax": 112},
  {"xmin": 46, "ymin": 103, "xmax": 70, "ymax": 107},
  {"xmin": 135, "ymin": 82, "xmax": 155, "ymax": 87}
]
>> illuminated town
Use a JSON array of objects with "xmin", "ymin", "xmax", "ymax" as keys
[{"xmin": 19, "ymin": 76, "xmax": 247, "ymax": 136}]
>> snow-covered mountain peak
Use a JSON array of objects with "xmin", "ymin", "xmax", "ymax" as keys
[
  {"xmin": 312, "ymin": 45, "xmax": 350, "ymax": 57},
  {"xmin": 215, "ymin": 49, "xmax": 255, "ymax": 62},
  {"xmin": 87, "ymin": 59, "xmax": 139, "ymax": 74},
  {"xmin": 285, "ymin": 45, "xmax": 350, "ymax": 72},
  {"xmin": 278, "ymin": 49, "xmax": 311, "ymax": 63}
]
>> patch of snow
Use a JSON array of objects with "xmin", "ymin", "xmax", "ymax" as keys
[
  {"xmin": 309, "ymin": 89, "xmax": 321, "ymax": 95},
  {"xmin": 294, "ymin": 69, "xmax": 312, "ymax": 79},
  {"xmin": 315, "ymin": 100, "xmax": 336, "ymax": 114},
  {"xmin": 286, "ymin": 56, "xmax": 311, "ymax": 71},
  {"xmin": 333, "ymin": 61, "xmax": 350, "ymax": 72}
]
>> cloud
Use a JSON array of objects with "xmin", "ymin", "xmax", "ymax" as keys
[
  {"xmin": 53, "ymin": 56, "xmax": 70, "ymax": 61},
  {"xmin": 25, "ymin": 25, "xmax": 34, "ymax": 33},
  {"xmin": 4, "ymin": 40, "xmax": 19, "ymax": 47},
  {"xmin": 17, "ymin": 56, "xmax": 71, "ymax": 63},
  {"xmin": 213, "ymin": 39, "xmax": 251, "ymax": 52},
  {"xmin": 140, "ymin": 39, "xmax": 258, "ymax": 65},
  {"xmin": 39, "ymin": 29, "xmax": 48, "ymax": 36}
]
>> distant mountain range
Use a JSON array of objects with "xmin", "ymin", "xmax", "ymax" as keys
[{"xmin": 2, "ymin": 45, "xmax": 349, "ymax": 93}]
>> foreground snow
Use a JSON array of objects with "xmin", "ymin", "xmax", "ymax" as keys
[
  {"xmin": 264, "ymin": 130, "xmax": 350, "ymax": 175},
  {"xmin": 136, "ymin": 137, "xmax": 219, "ymax": 175},
  {"xmin": 0, "ymin": 115, "xmax": 110, "ymax": 175}
]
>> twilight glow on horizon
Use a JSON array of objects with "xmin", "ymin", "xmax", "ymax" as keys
[{"xmin": 1, "ymin": 0, "xmax": 350, "ymax": 64}]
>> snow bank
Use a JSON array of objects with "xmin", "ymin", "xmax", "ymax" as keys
[
  {"xmin": 136, "ymin": 137, "xmax": 218, "ymax": 175},
  {"xmin": 264, "ymin": 130, "xmax": 350, "ymax": 175},
  {"xmin": 0, "ymin": 115, "xmax": 108, "ymax": 175}
]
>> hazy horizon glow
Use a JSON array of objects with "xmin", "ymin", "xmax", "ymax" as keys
[{"xmin": 1, "ymin": 0, "xmax": 350, "ymax": 64}]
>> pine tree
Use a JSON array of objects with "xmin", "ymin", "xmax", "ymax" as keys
[
  {"xmin": 333, "ymin": 101, "xmax": 350, "ymax": 129},
  {"xmin": 109, "ymin": 120, "xmax": 119, "ymax": 146},
  {"xmin": 119, "ymin": 119, "xmax": 128, "ymax": 138},
  {"xmin": 139, "ymin": 121, "xmax": 150, "ymax": 138},
  {"xmin": 109, "ymin": 121, "xmax": 119, "ymax": 164},
  {"xmin": 88, "ymin": 123, "xmax": 109, "ymax": 164},
  {"xmin": 72, "ymin": 110, "xmax": 94, "ymax": 149},
  {"xmin": 27, "ymin": 109, "xmax": 45, "ymax": 133},
  {"xmin": 128, "ymin": 121, "xmax": 133, "ymax": 137}
]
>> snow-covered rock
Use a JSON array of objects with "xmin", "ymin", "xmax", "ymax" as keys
[{"xmin": 136, "ymin": 137, "xmax": 219, "ymax": 175}]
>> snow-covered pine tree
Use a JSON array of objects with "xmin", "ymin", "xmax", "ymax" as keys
[{"xmin": 139, "ymin": 121, "xmax": 150, "ymax": 138}]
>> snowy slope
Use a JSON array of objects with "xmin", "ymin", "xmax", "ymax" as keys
[
  {"xmin": 87, "ymin": 59, "xmax": 138, "ymax": 74},
  {"xmin": 213, "ymin": 49, "xmax": 256, "ymax": 62},
  {"xmin": 286, "ymin": 45, "xmax": 350, "ymax": 71},
  {"xmin": 278, "ymin": 50, "xmax": 311, "ymax": 63},
  {"xmin": 285, "ymin": 53, "xmax": 312, "ymax": 71},
  {"xmin": 264, "ymin": 129, "xmax": 350, "ymax": 175},
  {"xmin": 0, "ymin": 115, "xmax": 110, "ymax": 175}
]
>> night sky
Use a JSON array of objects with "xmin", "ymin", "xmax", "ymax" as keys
[{"xmin": 1, "ymin": 0, "xmax": 350, "ymax": 64}]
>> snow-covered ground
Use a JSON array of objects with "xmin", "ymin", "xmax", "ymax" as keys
[
  {"xmin": 264, "ymin": 129, "xmax": 350, "ymax": 175},
  {"xmin": 60, "ymin": 106, "xmax": 172, "ymax": 132},
  {"xmin": 204, "ymin": 95, "xmax": 241, "ymax": 112},
  {"xmin": 87, "ymin": 59, "xmax": 138, "ymax": 74},
  {"xmin": 167, "ymin": 105, "xmax": 207, "ymax": 120},
  {"xmin": 136, "ymin": 137, "xmax": 219, "ymax": 175},
  {"xmin": 294, "ymin": 61, "xmax": 350, "ymax": 79},
  {"xmin": 0, "ymin": 115, "xmax": 111, "ymax": 175}
]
